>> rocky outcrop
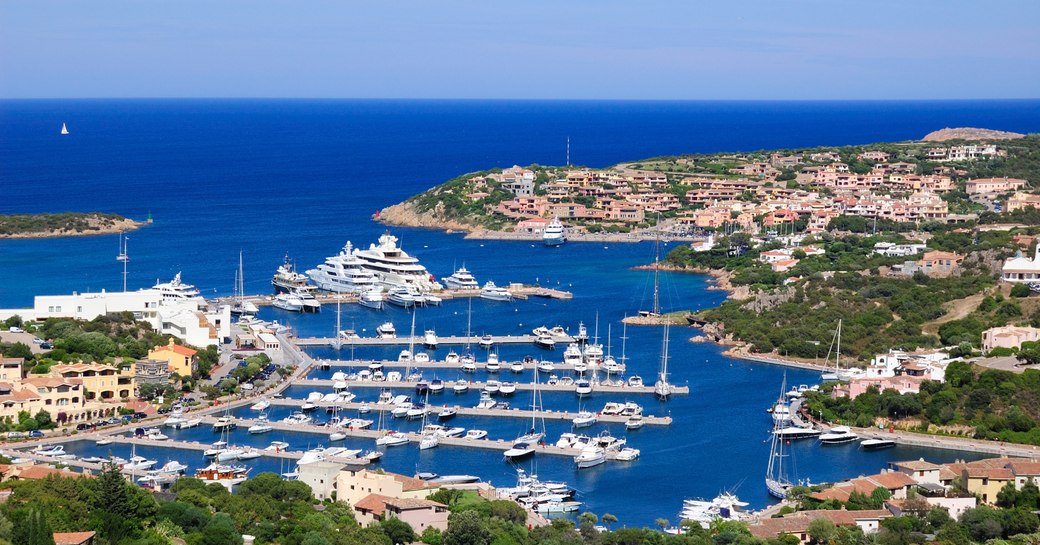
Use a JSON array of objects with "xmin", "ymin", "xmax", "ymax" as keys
[
  {"xmin": 922, "ymin": 127, "xmax": 1025, "ymax": 142},
  {"xmin": 377, "ymin": 201, "xmax": 480, "ymax": 231},
  {"xmin": 740, "ymin": 286, "xmax": 797, "ymax": 313}
]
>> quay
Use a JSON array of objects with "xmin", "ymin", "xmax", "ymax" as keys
[
  {"xmin": 294, "ymin": 378, "xmax": 689, "ymax": 395},
  {"xmin": 214, "ymin": 285, "xmax": 572, "ymax": 308},
  {"xmin": 295, "ymin": 334, "xmax": 574, "ymax": 347},
  {"xmin": 266, "ymin": 398, "xmax": 673, "ymax": 425},
  {"xmin": 313, "ymin": 358, "xmax": 587, "ymax": 371}
]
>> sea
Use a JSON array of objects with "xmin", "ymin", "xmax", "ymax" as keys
[{"xmin": 2, "ymin": 99, "xmax": 1040, "ymax": 528}]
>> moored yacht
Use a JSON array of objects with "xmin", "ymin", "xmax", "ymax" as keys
[
  {"xmin": 151, "ymin": 272, "xmax": 202, "ymax": 301},
  {"xmin": 423, "ymin": 330, "xmax": 439, "ymax": 348},
  {"xmin": 387, "ymin": 287, "xmax": 418, "ymax": 308},
  {"xmin": 353, "ymin": 233, "xmax": 441, "ymax": 292},
  {"xmin": 359, "ymin": 287, "xmax": 384, "ymax": 310},
  {"xmin": 272, "ymin": 292, "xmax": 305, "ymax": 312},
  {"xmin": 479, "ymin": 281, "xmax": 513, "ymax": 302},
  {"xmin": 272, "ymin": 254, "xmax": 315, "ymax": 294},
  {"xmin": 306, "ymin": 242, "xmax": 378, "ymax": 293},
  {"xmin": 376, "ymin": 322, "xmax": 396, "ymax": 338},
  {"xmin": 443, "ymin": 266, "xmax": 479, "ymax": 290},
  {"xmin": 819, "ymin": 425, "xmax": 859, "ymax": 444},
  {"xmin": 543, "ymin": 218, "xmax": 566, "ymax": 247}
]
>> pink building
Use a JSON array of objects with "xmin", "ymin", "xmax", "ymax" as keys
[{"xmin": 832, "ymin": 375, "xmax": 926, "ymax": 400}]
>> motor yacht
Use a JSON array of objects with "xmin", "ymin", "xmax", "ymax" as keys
[
  {"xmin": 306, "ymin": 242, "xmax": 378, "ymax": 293},
  {"xmin": 376, "ymin": 431, "xmax": 410, "ymax": 447},
  {"xmin": 479, "ymin": 335, "xmax": 494, "ymax": 349},
  {"xmin": 359, "ymin": 287, "xmax": 384, "ymax": 310},
  {"xmin": 571, "ymin": 411, "xmax": 597, "ymax": 428},
  {"xmin": 627, "ymin": 375, "xmax": 644, "ymax": 388},
  {"xmin": 574, "ymin": 379, "xmax": 592, "ymax": 397},
  {"xmin": 774, "ymin": 426, "xmax": 822, "ymax": 440},
  {"xmin": 574, "ymin": 446, "xmax": 606, "ymax": 469},
  {"xmin": 443, "ymin": 266, "xmax": 479, "ymax": 289},
  {"xmin": 861, "ymin": 438, "xmax": 897, "ymax": 450},
  {"xmin": 423, "ymin": 330, "xmax": 439, "ymax": 348},
  {"xmin": 376, "ymin": 322, "xmax": 396, "ymax": 338},
  {"xmin": 272, "ymin": 292, "xmax": 305, "ymax": 312},
  {"xmin": 534, "ymin": 334, "xmax": 555, "ymax": 350},
  {"xmin": 479, "ymin": 281, "xmax": 513, "ymax": 302},
  {"xmin": 819, "ymin": 426, "xmax": 859, "ymax": 444},
  {"xmin": 537, "ymin": 360, "xmax": 555, "ymax": 373},
  {"xmin": 503, "ymin": 442, "xmax": 536, "ymax": 460},
  {"xmin": 543, "ymin": 218, "xmax": 566, "ymax": 247},
  {"xmin": 499, "ymin": 381, "xmax": 516, "ymax": 395},
  {"xmin": 387, "ymin": 287, "xmax": 417, "ymax": 308},
  {"xmin": 453, "ymin": 380, "xmax": 470, "ymax": 393},
  {"xmin": 351, "ymin": 233, "xmax": 442, "ymax": 292},
  {"xmin": 251, "ymin": 399, "xmax": 271, "ymax": 411},
  {"xmin": 465, "ymin": 429, "xmax": 488, "ymax": 440},
  {"xmin": 615, "ymin": 447, "xmax": 640, "ymax": 461},
  {"xmin": 625, "ymin": 414, "xmax": 645, "ymax": 430}
]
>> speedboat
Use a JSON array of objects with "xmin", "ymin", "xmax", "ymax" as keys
[
  {"xmin": 625, "ymin": 414, "xmax": 645, "ymax": 430},
  {"xmin": 237, "ymin": 449, "xmax": 262, "ymax": 460},
  {"xmin": 124, "ymin": 455, "xmax": 158, "ymax": 471},
  {"xmin": 445, "ymin": 351, "xmax": 460, "ymax": 365},
  {"xmin": 537, "ymin": 360, "xmax": 554, "ymax": 373},
  {"xmin": 504, "ymin": 442, "xmax": 535, "ymax": 460},
  {"xmin": 424, "ymin": 330, "xmax": 439, "ymax": 348},
  {"xmin": 465, "ymin": 429, "xmax": 488, "ymax": 440},
  {"xmin": 572, "ymin": 411, "xmax": 597, "ymax": 428},
  {"xmin": 419, "ymin": 433, "xmax": 439, "ymax": 450},
  {"xmin": 574, "ymin": 446, "xmax": 606, "ymax": 469},
  {"xmin": 264, "ymin": 441, "xmax": 290, "ymax": 451},
  {"xmin": 212, "ymin": 416, "xmax": 237, "ymax": 432},
  {"xmin": 251, "ymin": 399, "xmax": 271, "ymax": 411},
  {"xmin": 479, "ymin": 335, "xmax": 494, "ymax": 349},
  {"xmin": 217, "ymin": 449, "xmax": 244, "ymax": 463},
  {"xmin": 615, "ymin": 447, "xmax": 640, "ymax": 461},
  {"xmin": 484, "ymin": 380, "xmax": 501, "ymax": 395},
  {"xmin": 574, "ymin": 379, "xmax": 592, "ymax": 397},
  {"xmin": 861, "ymin": 438, "xmax": 897, "ymax": 450},
  {"xmin": 362, "ymin": 450, "xmax": 383, "ymax": 462},
  {"xmin": 376, "ymin": 322, "xmax": 396, "ymax": 338},
  {"xmin": 461, "ymin": 358, "xmax": 478, "ymax": 373},
  {"xmin": 329, "ymin": 432, "xmax": 347, "ymax": 442},
  {"xmin": 438, "ymin": 406, "xmax": 457, "ymax": 419},
  {"xmin": 95, "ymin": 438, "xmax": 114, "ymax": 446},
  {"xmin": 774, "ymin": 426, "xmax": 822, "ymax": 440},
  {"xmin": 479, "ymin": 281, "xmax": 513, "ymax": 302},
  {"xmin": 627, "ymin": 375, "xmax": 644, "ymax": 388},
  {"xmin": 485, "ymin": 352, "xmax": 500, "ymax": 372},
  {"xmin": 534, "ymin": 335, "xmax": 555, "ymax": 350},
  {"xmin": 453, "ymin": 380, "xmax": 470, "ymax": 394},
  {"xmin": 160, "ymin": 461, "xmax": 189, "ymax": 473},
  {"xmin": 34, "ymin": 445, "xmax": 65, "ymax": 457},
  {"xmin": 163, "ymin": 412, "xmax": 186, "ymax": 427},
  {"xmin": 429, "ymin": 379, "xmax": 444, "ymax": 394},
  {"xmin": 376, "ymin": 431, "xmax": 410, "ymax": 447},
  {"xmin": 443, "ymin": 266, "xmax": 479, "ymax": 290},
  {"xmin": 414, "ymin": 352, "xmax": 430, "ymax": 363},
  {"xmin": 510, "ymin": 360, "xmax": 525, "ymax": 373},
  {"xmin": 437, "ymin": 426, "xmax": 465, "ymax": 438},
  {"xmin": 499, "ymin": 381, "xmax": 516, "ymax": 395},
  {"xmin": 819, "ymin": 425, "xmax": 859, "ymax": 444}
]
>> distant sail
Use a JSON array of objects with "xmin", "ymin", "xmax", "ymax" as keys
[{"xmin": 61, "ymin": 122, "xmax": 69, "ymax": 135}]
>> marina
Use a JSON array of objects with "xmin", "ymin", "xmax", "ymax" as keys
[
  {"xmin": 296, "ymin": 334, "xmax": 573, "ymax": 347},
  {"xmin": 294, "ymin": 378, "xmax": 687, "ymax": 396}
]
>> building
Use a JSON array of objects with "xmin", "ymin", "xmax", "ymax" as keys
[
  {"xmin": 965, "ymin": 177, "xmax": 1028, "ymax": 195},
  {"xmin": 982, "ymin": 325, "xmax": 1040, "ymax": 352},
  {"xmin": 810, "ymin": 471, "xmax": 917, "ymax": 503},
  {"xmin": 1007, "ymin": 192, "xmax": 1040, "ymax": 213},
  {"xmin": 888, "ymin": 459, "xmax": 946, "ymax": 486},
  {"xmin": 747, "ymin": 510, "xmax": 892, "ymax": 544},
  {"xmin": 47, "ymin": 363, "xmax": 134, "ymax": 401},
  {"xmin": 53, "ymin": 532, "xmax": 97, "ymax": 545},
  {"xmin": 353, "ymin": 494, "xmax": 449, "ymax": 532},
  {"xmin": 497, "ymin": 165, "xmax": 536, "ymax": 196},
  {"xmin": 1002, "ymin": 247, "xmax": 1040, "ymax": 283},
  {"xmin": 133, "ymin": 359, "xmax": 171, "ymax": 386},
  {"xmin": 873, "ymin": 242, "xmax": 926, "ymax": 257},
  {"xmin": 298, "ymin": 461, "xmax": 345, "ymax": 501},
  {"xmin": 147, "ymin": 338, "xmax": 198, "ymax": 378},
  {"xmin": 918, "ymin": 251, "xmax": 963, "ymax": 275},
  {"xmin": 336, "ymin": 469, "xmax": 440, "ymax": 508},
  {"xmin": 0, "ymin": 357, "xmax": 21, "ymax": 382},
  {"xmin": 831, "ymin": 375, "xmax": 927, "ymax": 400},
  {"xmin": 858, "ymin": 151, "xmax": 891, "ymax": 162},
  {"xmin": 0, "ymin": 364, "xmax": 117, "ymax": 425}
]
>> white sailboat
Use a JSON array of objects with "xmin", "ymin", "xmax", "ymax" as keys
[
  {"xmin": 766, "ymin": 373, "xmax": 794, "ymax": 499},
  {"xmin": 61, "ymin": 122, "xmax": 69, "ymax": 135},
  {"xmin": 515, "ymin": 370, "xmax": 546, "ymax": 445},
  {"xmin": 654, "ymin": 324, "xmax": 673, "ymax": 400},
  {"xmin": 232, "ymin": 251, "xmax": 258, "ymax": 316},
  {"xmin": 821, "ymin": 319, "xmax": 855, "ymax": 381},
  {"xmin": 116, "ymin": 232, "xmax": 130, "ymax": 292},
  {"xmin": 639, "ymin": 218, "xmax": 663, "ymax": 318}
]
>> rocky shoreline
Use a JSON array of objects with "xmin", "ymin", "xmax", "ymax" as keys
[{"xmin": 0, "ymin": 216, "xmax": 143, "ymax": 240}]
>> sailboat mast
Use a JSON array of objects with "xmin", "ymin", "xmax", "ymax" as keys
[
  {"xmin": 332, "ymin": 296, "xmax": 342, "ymax": 350},
  {"xmin": 238, "ymin": 251, "xmax": 245, "ymax": 305},
  {"xmin": 620, "ymin": 321, "xmax": 628, "ymax": 365},
  {"xmin": 606, "ymin": 324, "xmax": 612, "ymax": 357},
  {"xmin": 653, "ymin": 227, "xmax": 661, "ymax": 316},
  {"xmin": 836, "ymin": 319, "xmax": 842, "ymax": 371},
  {"xmin": 466, "ymin": 298, "xmax": 473, "ymax": 350}
]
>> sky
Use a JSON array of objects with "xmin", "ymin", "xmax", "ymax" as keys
[{"xmin": 1, "ymin": 0, "xmax": 1038, "ymax": 100}]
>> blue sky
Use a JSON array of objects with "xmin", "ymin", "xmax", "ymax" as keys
[{"xmin": 1, "ymin": 0, "xmax": 1037, "ymax": 100}]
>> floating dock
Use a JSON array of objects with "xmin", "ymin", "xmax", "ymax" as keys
[
  {"xmin": 295, "ymin": 378, "xmax": 688, "ymax": 395},
  {"xmin": 296, "ymin": 334, "xmax": 574, "ymax": 347}
]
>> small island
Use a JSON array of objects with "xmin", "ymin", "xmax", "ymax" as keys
[{"xmin": 0, "ymin": 212, "xmax": 143, "ymax": 239}]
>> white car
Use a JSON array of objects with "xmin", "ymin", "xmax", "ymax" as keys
[{"xmin": 8, "ymin": 327, "xmax": 23, "ymax": 333}]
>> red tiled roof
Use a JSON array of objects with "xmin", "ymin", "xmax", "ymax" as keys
[
  {"xmin": 1007, "ymin": 461, "xmax": 1040, "ymax": 476},
  {"xmin": 393, "ymin": 473, "xmax": 439, "ymax": 492},
  {"xmin": 15, "ymin": 466, "xmax": 91, "ymax": 480},
  {"xmin": 748, "ymin": 510, "xmax": 892, "ymax": 540},
  {"xmin": 384, "ymin": 497, "xmax": 446, "ymax": 511},
  {"xmin": 965, "ymin": 467, "xmax": 1014, "ymax": 480},
  {"xmin": 354, "ymin": 493, "xmax": 391, "ymax": 517},
  {"xmin": 53, "ymin": 531, "xmax": 96, "ymax": 545}
]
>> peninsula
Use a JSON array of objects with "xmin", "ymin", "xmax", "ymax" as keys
[{"xmin": 0, "ymin": 212, "xmax": 143, "ymax": 239}]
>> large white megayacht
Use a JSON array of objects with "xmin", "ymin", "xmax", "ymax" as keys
[
  {"xmin": 306, "ymin": 242, "xmax": 378, "ymax": 293},
  {"xmin": 352, "ymin": 233, "xmax": 442, "ymax": 292}
]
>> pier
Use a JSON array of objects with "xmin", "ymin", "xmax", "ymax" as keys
[
  {"xmin": 294, "ymin": 378, "xmax": 688, "ymax": 396},
  {"xmin": 214, "ymin": 285, "xmax": 573, "ymax": 309},
  {"xmin": 295, "ymin": 334, "xmax": 574, "ymax": 347},
  {"xmin": 266, "ymin": 398, "xmax": 672, "ymax": 425},
  {"xmin": 312, "ymin": 358, "xmax": 590, "ymax": 371}
]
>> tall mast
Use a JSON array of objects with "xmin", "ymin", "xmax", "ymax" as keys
[
  {"xmin": 406, "ymin": 308, "xmax": 417, "ymax": 376},
  {"xmin": 653, "ymin": 219, "xmax": 661, "ymax": 316},
  {"xmin": 620, "ymin": 321, "xmax": 628, "ymax": 366},
  {"xmin": 332, "ymin": 296, "xmax": 342, "ymax": 350},
  {"xmin": 566, "ymin": 136, "xmax": 570, "ymax": 167},
  {"xmin": 466, "ymin": 297, "xmax": 473, "ymax": 350},
  {"xmin": 238, "ymin": 251, "xmax": 245, "ymax": 305},
  {"xmin": 606, "ymin": 323, "xmax": 612, "ymax": 358},
  {"xmin": 836, "ymin": 319, "xmax": 842, "ymax": 371},
  {"xmin": 117, "ymin": 233, "xmax": 129, "ymax": 292}
]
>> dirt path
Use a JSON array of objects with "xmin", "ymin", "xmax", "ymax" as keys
[{"xmin": 921, "ymin": 293, "xmax": 986, "ymax": 336}]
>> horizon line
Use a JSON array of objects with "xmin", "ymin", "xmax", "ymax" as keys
[{"xmin": 2, "ymin": 96, "xmax": 1040, "ymax": 103}]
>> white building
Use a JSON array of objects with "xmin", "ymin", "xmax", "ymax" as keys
[
  {"xmin": 873, "ymin": 242, "xmax": 927, "ymax": 257},
  {"xmin": 1002, "ymin": 247, "xmax": 1040, "ymax": 284}
]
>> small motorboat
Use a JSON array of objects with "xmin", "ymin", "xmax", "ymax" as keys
[
  {"xmin": 329, "ymin": 432, "xmax": 347, "ymax": 442},
  {"xmin": 438, "ymin": 406, "xmax": 458, "ymax": 419},
  {"xmin": 464, "ymin": 429, "xmax": 488, "ymax": 440},
  {"xmin": 625, "ymin": 415, "xmax": 644, "ymax": 430},
  {"xmin": 572, "ymin": 411, "xmax": 597, "ymax": 428},
  {"xmin": 453, "ymin": 380, "xmax": 470, "ymax": 394},
  {"xmin": 503, "ymin": 442, "xmax": 535, "ymax": 460},
  {"xmin": 861, "ymin": 438, "xmax": 897, "ymax": 450},
  {"xmin": 615, "ymin": 447, "xmax": 640, "ymax": 461},
  {"xmin": 819, "ymin": 426, "xmax": 859, "ymax": 445},
  {"xmin": 499, "ymin": 381, "xmax": 517, "ymax": 395}
]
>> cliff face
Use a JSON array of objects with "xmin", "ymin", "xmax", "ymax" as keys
[
  {"xmin": 922, "ymin": 127, "xmax": 1025, "ymax": 142},
  {"xmin": 378, "ymin": 201, "xmax": 480, "ymax": 231}
]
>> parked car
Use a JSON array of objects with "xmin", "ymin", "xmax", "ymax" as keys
[
  {"xmin": 40, "ymin": 342, "xmax": 53, "ymax": 349},
  {"xmin": 5, "ymin": 431, "xmax": 25, "ymax": 439},
  {"xmin": 8, "ymin": 327, "xmax": 23, "ymax": 333},
  {"xmin": 76, "ymin": 423, "xmax": 92, "ymax": 431},
  {"xmin": 28, "ymin": 430, "xmax": 44, "ymax": 438}
]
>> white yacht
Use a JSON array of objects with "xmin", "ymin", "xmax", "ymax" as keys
[
  {"xmin": 819, "ymin": 425, "xmax": 859, "ymax": 444},
  {"xmin": 423, "ymin": 330, "xmax": 439, "ymax": 348},
  {"xmin": 150, "ymin": 272, "xmax": 202, "ymax": 301},
  {"xmin": 352, "ymin": 233, "xmax": 441, "ymax": 292},
  {"xmin": 571, "ymin": 411, "xmax": 597, "ymax": 428},
  {"xmin": 574, "ymin": 446, "xmax": 606, "ymax": 469},
  {"xmin": 376, "ymin": 322, "xmax": 396, "ymax": 338},
  {"xmin": 293, "ymin": 289, "xmax": 322, "ymax": 313},
  {"xmin": 465, "ymin": 429, "xmax": 488, "ymax": 440},
  {"xmin": 543, "ymin": 218, "xmax": 566, "ymax": 247},
  {"xmin": 359, "ymin": 287, "xmax": 384, "ymax": 310},
  {"xmin": 774, "ymin": 426, "xmax": 822, "ymax": 440},
  {"xmin": 563, "ymin": 344, "xmax": 583, "ymax": 366},
  {"xmin": 387, "ymin": 287, "xmax": 418, "ymax": 308},
  {"xmin": 453, "ymin": 379, "xmax": 470, "ymax": 393},
  {"xmin": 443, "ymin": 266, "xmax": 479, "ymax": 289},
  {"xmin": 479, "ymin": 335, "xmax": 494, "ymax": 349},
  {"xmin": 479, "ymin": 281, "xmax": 513, "ymax": 302},
  {"xmin": 272, "ymin": 254, "xmax": 315, "ymax": 294},
  {"xmin": 306, "ymin": 242, "xmax": 378, "ymax": 293},
  {"xmin": 272, "ymin": 292, "xmax": 305, "ymax": 312}
]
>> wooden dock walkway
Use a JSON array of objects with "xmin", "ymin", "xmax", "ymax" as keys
[
  {"xmin": 294, "ymin": 378, "xmax": 689, "ymax": 396},
  {"xmin": 267, "ymin": 398, "xmax": 672, "ymax": 425},
  {"xmin": 295, "ymin": 334, "xmax": 575, "ymax": 347}
]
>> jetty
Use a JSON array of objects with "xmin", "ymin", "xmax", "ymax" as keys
[
  {"xmin": 311, "ymin": 357, "xmax": 588, "ymax": 371},
  {"xmin": 296, "ymin": 334, "xmax": 574, "ymax": 347},
  {"xmin": 215, "ymin": 285, "xmax": 572, "ymax": 309},
  {"xmin": 266, "ymin": 398, "xmax": 672, "ymax": 426},
  {"xmin": 294, "ymin": 378, "xmax": 688, "ymax": 396}
]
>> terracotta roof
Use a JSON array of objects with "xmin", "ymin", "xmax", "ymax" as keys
[
  {"xmin": 1007, "ymin": 461, "xmax": 1040, "ymax": 476},
  {"xmin": 354, "ymin": 493, "xmax": 391, "ymax": 517},
  {"xmin": 811, "ymin": 472, "xmax": 916, "ymax": 502},
  {"xmin": 393, "ymin": 473, "xmax": 439, "ymax": 492},
  {"xmin": 53, "ymin": 531, "xmax": 96, "ymax": 545},
  {"xmin": 965, "ymin": 467, "xmax": 1014, "ymax": 480},
  {"xmin": 0, "ymin": 357, "xmax": 24, "ymax": 366},
  {"xmin": 15, "ymin": 466, "xmax": 91, "ymax": 480},
  {"xmin": 748, "ymin": 510, "xmax": 892, "ymax": 540},
  {"xmin": 892, "ymin": 459, "xmax": 942, "ymax": 471},
  {"xmin": 153, "ymin": 339, "xmax": 197, "ymax": 357},
  {"xmin": 384, "ymin": 497, "xmax": 446, "ymax": 511}
]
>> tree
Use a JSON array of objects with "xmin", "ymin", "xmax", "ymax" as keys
[
  {"xmin": 602, "ymin": 513, "xmax": 618, "ymax": 530},
  {"xmin": 997, "ymin": 481, "xmax": 1019, "ymax": 508},
  {"xmin": 807, "ymin": 519, "xmax": 836, "ymax": 545},
  {"xmin": 442, "ymin": 510, "xmax": 490, "ymax": 545},
  {"xmin": 1011, "ymin": 283, "xmax": 1032, "ymax": 298},
  {"xmin": 378, "ymin": 517, "xmax": 417, "ymax": 545},
  {"xmin": 420, "ymin": 527, "xmax": 443, "ymax": 545},
  {"xmin": 12, "ymin": 509, "xmax": 54, "ymax": 545},
  {"xmin": 33, "ymin": 410, "xmax": 52, "ymax": 429}
]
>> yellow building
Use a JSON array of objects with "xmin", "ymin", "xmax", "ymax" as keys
[
  {"xmin": 47, "ymin": 363, "xmax": 134, "ymax": 401},
  {"xmin": 147, "ymin": 338, "xmax": 198, "ymax": 377},
  {"xmin": 962, "ymin": 466, "xmax": 1014, "ymax": 504}
]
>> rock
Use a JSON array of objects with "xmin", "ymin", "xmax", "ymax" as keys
[{"xmin": 922, "ymin": 127, "xmax": 1025, "ymax": 142}]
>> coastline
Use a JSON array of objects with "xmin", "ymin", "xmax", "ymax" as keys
[{"xmin": 0, "ymin": 217, "xmax": 143, "ymax": 240}]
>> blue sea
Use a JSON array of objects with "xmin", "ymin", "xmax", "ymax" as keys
[{"xmin": 2, "ymin": 99, "xmax": 1040, "ymax": 527}]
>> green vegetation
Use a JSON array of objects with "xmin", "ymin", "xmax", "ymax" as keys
[
  {"xmin": 0, "ymin": 212, "xmax": 132, "ymax": 237},
  {"xmin": 805, "ymin": 362, "xmax": 1040, "ymax": 443}
]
